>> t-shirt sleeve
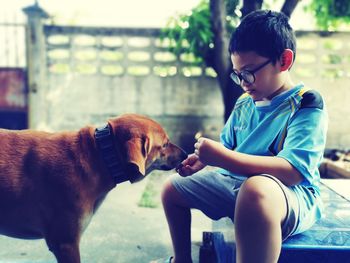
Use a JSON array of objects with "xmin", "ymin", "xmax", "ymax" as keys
[
  {"xmin": 277, "ymin": 107, "xmax": 328, "ymax": 185},
  {"xmin": 220, "ymin": 112, "xmax": 236, "ymax": 149}
]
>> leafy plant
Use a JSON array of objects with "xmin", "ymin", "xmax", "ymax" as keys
[
  {"xmin": 307, "ymin": 0, "xmax": 350, "ymax": 30},
  {"xmin": 161, "ymin": 0, "xmax": 239, "ymax": 65},
  {"xmin": 138, "ymin": 183, "xmax": 158, "ymax": 208},
  {"xmin": 138, "ymin": 171, "xmax": 169, "ymax": 208}
]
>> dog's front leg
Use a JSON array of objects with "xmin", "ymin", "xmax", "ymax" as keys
[{"xmin": 49, "ymin": 242, "xmax": 81, "ymax": 263}]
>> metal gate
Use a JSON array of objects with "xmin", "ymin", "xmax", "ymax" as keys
[{"xmin": 0, "ymin": 15, "xmax": 28, "ymax": 130}]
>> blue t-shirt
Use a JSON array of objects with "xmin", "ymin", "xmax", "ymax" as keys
[{"xmin": 218, "ymin": 84, "xmax": 328, "ymax": 230}]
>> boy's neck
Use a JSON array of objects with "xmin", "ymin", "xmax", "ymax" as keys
[
  {"xmin": 266, "ymin": 76, "xmax": 294, "ymax": 100},
  {"xmin": 266, "ymin": 85, "xmax": 291, "ymax": 100}
]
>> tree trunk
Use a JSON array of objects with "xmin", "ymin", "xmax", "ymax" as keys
[
  {"xmin": 210, "ymin": 0, "xmax": 243, "ymax": 122},
  {"xmin": 210, "ymin": 0, "xmax": 230, "ymax": 86},
  {"xmin": 240, "ymin": 0, "xmax": 263, "ymax": 18},
  {"xmin": 281, "ymin": 0, "xmax": 301, "ymax": 18},
  {"xmin": 223, "ymin": 75, "xmax": 243, "ymax": 121}
]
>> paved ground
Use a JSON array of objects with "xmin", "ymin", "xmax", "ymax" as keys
[{"xmin": 0, "ymin": 172, "xmax": 212, "ymax": 263}]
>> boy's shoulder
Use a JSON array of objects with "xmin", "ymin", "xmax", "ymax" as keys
[
  {"xmin": 299, "ymin": 89, "xmax": 324, "ymax": 110},
  {"xmin": 235, "ymin": 93, "xmax": 252, "ymax": 108},
  {"xmin": 234, "ymin": 87, "xmax": 325, "ymax": 111}
]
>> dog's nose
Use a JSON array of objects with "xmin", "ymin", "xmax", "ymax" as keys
[
  {"xmin": 175, "ymin": 149, "xmax": 187, "ymax": 171},
  {"xmin": 179, "ymin": 147, "xmax": 188, "ymax": 161}
]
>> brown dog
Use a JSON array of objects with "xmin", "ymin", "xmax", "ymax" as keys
[{"xmin": 0, "ymin": 113, "xmax": 187, "ymax": 263}]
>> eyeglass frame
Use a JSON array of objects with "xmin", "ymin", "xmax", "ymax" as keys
[{"xmin": 230, "ymin": 59, "xmax": 272, "ymax": 85}]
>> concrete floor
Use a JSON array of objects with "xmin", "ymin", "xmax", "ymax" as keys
[{"xmin": 0, "ymin": 175, "xmax": 212, "ymax": 263}]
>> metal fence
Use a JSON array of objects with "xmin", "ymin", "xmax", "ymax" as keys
[{"xmin": 0, "ymin": 12, "xmax": 28, "ymax": 129}]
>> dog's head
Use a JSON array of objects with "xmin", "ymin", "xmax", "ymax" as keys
[{"xmin": 108, "ymin": 114, "xmax": 187, "ymax": 183}]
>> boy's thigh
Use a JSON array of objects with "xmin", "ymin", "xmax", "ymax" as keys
[
  {"xmin": 171, "ymin": 170, "xmax": 244, "ymax": 220},
  {"xmin": 252, "ymin": 175, "xmax": 322, "ymax": 240},
  {"xmin": 243, "ymin": 174, "xmax": 300, "ymax": 241},
  {"xmin": 171, "ymin": 172, "xmax": 301, "ymax": 241}
]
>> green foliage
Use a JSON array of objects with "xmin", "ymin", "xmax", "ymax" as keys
[
  {"xmin": 161, "ymin": 0, "xmax": 239, "ymax": 64},
  {"xmin": 162, "ymin": 0, "xmax": 350, "ymax": 68},
  {"xmin": 161, "ymin": 0, "xmax": 212, "ymax": 62},
  {"xmin": 138, "ymin": 171, "xmax": 169, "ymax": 208},
  {"xmin": 308, "ymin": 0, "xmax": 350, "ymax": 30},
  {"xmin": 138, "ymin": 182, "xmax": 158, "ymax": 208}
]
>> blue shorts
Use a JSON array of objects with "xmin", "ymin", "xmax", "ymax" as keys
[{"xmin": 171, "ymin": 169, "xmax": 321, "ymax": 241}]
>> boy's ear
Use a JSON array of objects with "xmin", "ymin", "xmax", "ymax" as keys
[{"xmin": 280, "ymin": 49, "xmax": 294, "ymax": 71}]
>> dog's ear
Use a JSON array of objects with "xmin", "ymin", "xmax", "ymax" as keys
[{"xmin": 124, "ymin": 136, "xmax": 149, "ymax": 176}]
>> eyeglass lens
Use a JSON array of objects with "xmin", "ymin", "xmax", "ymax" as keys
[{"xmin": 230, "ymin": 60, "xmax": 271, "ymax": 85}]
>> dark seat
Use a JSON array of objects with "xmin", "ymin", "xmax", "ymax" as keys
[{"xmin": 199, "ymin": 180, "xmax": 350, "ymax": 263}]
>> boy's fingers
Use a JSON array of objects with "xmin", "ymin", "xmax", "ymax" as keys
[
  {"xmin": 181, "ymin": 159, "xmax": 190, "ymax": 167},
  {"xmin": 183, "ymin": 155, "xmax": 195, "ymax": 166},
  {"xmin": 197, "ymin": 137, "xmax": 204, "ymax": 143},
  {"xmin": 178, "ymin": 165, "xmax": 192, "ymax": 177},
  {"xmin": 175, "ymin": 163, "xmax": 184, "ymax": 171}
]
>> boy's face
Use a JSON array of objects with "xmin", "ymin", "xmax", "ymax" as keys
[{"xmin": 230, "ymin": 51, "xmax": 289, "ymax": 101}]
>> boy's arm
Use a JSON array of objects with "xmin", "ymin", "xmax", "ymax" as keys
[{"xmin": 194, "ymin": 138, "xmax": 303, "ymax": 186}]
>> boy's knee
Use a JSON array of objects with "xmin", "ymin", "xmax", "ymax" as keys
[
  {"xmin": 161, "ymin": 178, "xmax": 182, "ymax": 204},
  {"xmin": 239, "ymin": 176, "xmax": 271, "ymax": 201},
  {"xmin": 161, "ymin": 178, "xmax": 175, "ymax": 203},
  {"xmin": 161, "ymin": 177, "xmax": 191, "ymax": 208},
  {"xmin": 236, "ymin": 176, "xmax": 276, "ymax": 216},
  {"xmin": 235, "ymin": 175, "xmax": 286, "ymax": 223}
]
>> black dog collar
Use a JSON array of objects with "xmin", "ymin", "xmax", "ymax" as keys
[{"xmin": 94, "ymin": 124, "xmax": 129, "ymax": 185}]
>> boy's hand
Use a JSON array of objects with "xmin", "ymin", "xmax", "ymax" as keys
[
  {"xmin": 194, "ymin": 137, "xmax": 226, "ymax": 167},
  {"xmin": 176, "ymin": 153, "xmax": 206, "ymax": 177}
]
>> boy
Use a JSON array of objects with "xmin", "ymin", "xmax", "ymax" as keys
[{"xmin": 161, "ymin": 10, "xmax": 328, "ymax": 263}]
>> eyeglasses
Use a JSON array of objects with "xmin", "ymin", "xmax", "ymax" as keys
[{"xmin": 230, "ymin": 60, "xmax": 271, "ymax": 85}]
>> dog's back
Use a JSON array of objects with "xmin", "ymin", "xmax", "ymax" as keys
[{"xmin": 0, "ymin": 128, "xmax": 89, "ymax": 239}]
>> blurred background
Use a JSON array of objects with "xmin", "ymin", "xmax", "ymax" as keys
[{"xmin": 0, "ymin": 0, "xmax": 349, "ymax": 153}]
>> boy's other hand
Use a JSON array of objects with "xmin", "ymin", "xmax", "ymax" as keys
[
  {"xmin": 194, "ymin": 137, "xmax": 226, "ymax": 167},
  {"xmin": 176, "ymin": 153, "xmax": 206, "ymax": 177}
]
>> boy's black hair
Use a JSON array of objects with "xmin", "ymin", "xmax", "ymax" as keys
[{"xmin": 229, "ymin": 10, "xmax": 296, "ymax": 64}]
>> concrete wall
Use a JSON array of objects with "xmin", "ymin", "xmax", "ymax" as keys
[
  {"xmin": 24, "ymin": 9, "xmax": 350, "ymax": 152},
  {"xmin": 291, "ymin": 31, "xmax": 350, "ymax": 149}
]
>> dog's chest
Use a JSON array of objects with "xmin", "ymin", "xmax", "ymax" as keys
[
  {"xmin": 80, "ymin": 212, "xmax": 93, "ymax": 232},
  {"xmin": 80, "ymin": 194, "xmax": 107, "ymax": 232}
]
